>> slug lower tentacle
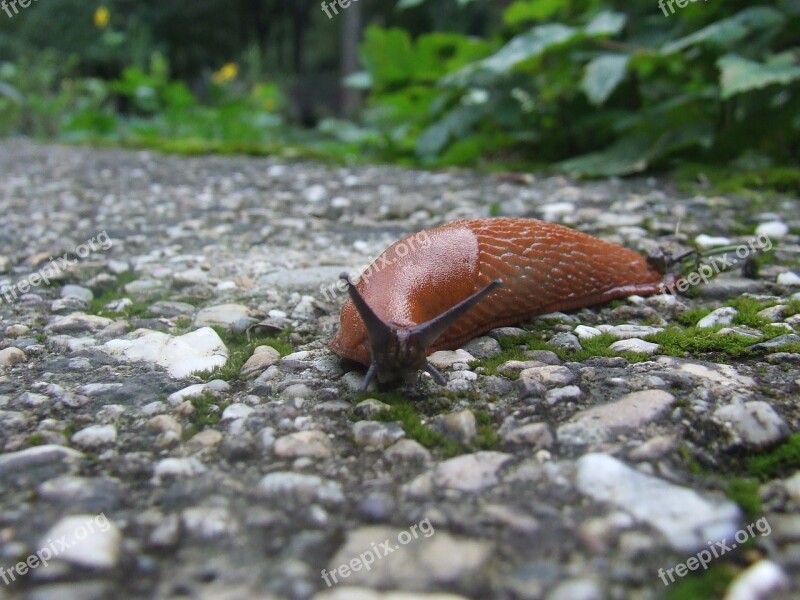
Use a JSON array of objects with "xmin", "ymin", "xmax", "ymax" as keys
[{"xmin": 330, "ymin": 217, "xmax": 673, "ymax": 390}]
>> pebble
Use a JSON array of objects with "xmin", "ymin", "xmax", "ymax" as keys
[
  {"xmin": 777, "ymin": 271, "xmax": 800, "ymax": 286},
  {"xmin": 102, "ymin": 327, "xmax": 228, "ymax": 378},
  {"xmin": 502, "ymin": 423, "xmax": 554, "ymax": 449},
  {"xmin": 755, "ymin": 221, "xmax": 788, "ymax": 238},
  {"xmin": 574, "ymin": 325, "xmax": 602, "ymax": 339},
  {"xmin": 724, "ymin": 560, "xmax": 789, "ymax": 600},
  {"xmin": 40, "ymin": 514, "xmax": 122, "ymax": 569},
  {"xmin": 153, "ymin": 457, "xmax": 207, "ymax": 480},
  {"xmin": 697, "ymin": 306, "xmax": 738, "ymax": 328},
  {"xmin": 353, "ymin": 421, "xmax": 405, "ymax": 448},
  {"xmin": 713, "ymin": 401, "xmax": 789, "ymax": 448},
  {"xmin": 274, "ymin": 430, "xmax": 334, "ymax": 458},
  {"xmin": 428, "ymin": 349, "xmax": 476, "ymax": 368},
  {"xmin": 384, "ymin": 439, "xmax": 432, "ymax": 463},
  {"xmin": 519, "ymin": 365, "xmax": 576, "ymax": 387},
  {"xmin": 241, "ymin": 345, "xmax": 281, "ymax": 377},
  {"xmin": 71, "ymin": 425, "xmax": 118, "ymax": 448},
  {"xmin": 558, "ymin": 390, "xmax": 675, "ymax": 445},
  {"xmin": 599, "ymin": 324, "xmax": 663, "ymax": 339},
  {"xmin": 0, "ymin": 347, "xmax": 27, "ymax": 366},
  {"xmin": 193, "ymin": 303, "xmax": 256, "ymax": 332},
  {"xmin": 432, "ymin": 451, "xmax": 513, "ymax": 492},
  {"xmin": 609, "ymin": 338, "xmax": 660, "ymax": 354},
  {"xmin": 546, "ymin": 385, "xmax": 582, "ymax": 404},
  {"xmin": 432, "ymin": 410, "xmax": 477, "ymax": 444},
  {"xmin": 257, "ymin": 472, "xmax": 344, "ymax": 505},
  {"xmin": 461, "ymin": 336, "xmax": 501, "ymax": 359},
  {"xmin": 354, "ymin": 398, "xmax": 391, "ymax": 418},
  {"xmin": 549, "ymin": 332, "xmax": 581, "ymax": 350},
  {"xmin": 221, "ymin": 403, "xmax": 254, "ymax": 421},
  {"xmin": 61, "ymin": 284, "xmax": 94, "ymax": 303},
  {"xmin": 576, "ymin": 453, "xmax": 740, "ymax": 551}
]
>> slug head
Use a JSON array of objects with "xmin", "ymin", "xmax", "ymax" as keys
[{"xmin": 338, "ymin": 272, "xmax": 502, "ymax": 391}]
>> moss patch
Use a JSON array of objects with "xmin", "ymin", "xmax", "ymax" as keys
[
  {"xmin": 192, "ymin": 325, "xmax": 293, "ymax": 382},
  {"xmin": 746, "ymin": 432, "xmax": 800, "ymax": 481},
  {"xmin": 726, "ymin": 478, "xmax": 762, "ymax": 519},
  {"xmin": 183, "ymin": 392, "xmax": 230, "ymax": 439},
  {"xmin": 88, "ymin": 271, "xmax": 151, "ymax": 317}
]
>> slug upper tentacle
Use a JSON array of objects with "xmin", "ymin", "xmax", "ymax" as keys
[{"xmin": 330, "ymin": 217, "xmax": 674, "ymax": 389}]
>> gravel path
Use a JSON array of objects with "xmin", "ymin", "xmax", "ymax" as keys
[{"xmin": 0, "ymin": 140, "xmax": 798, "ymax": 600}]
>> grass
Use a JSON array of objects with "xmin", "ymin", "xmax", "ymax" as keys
[
  {"xmin": 746, "ymin": 432, "xmax": 800, "ymax": 481},
  {"xmin": 726, "ymin": 478, "xmax": 762, "ymax": 519},
  {"xmin": 192, "ymin": 325, "xmax": 293, "ymax": 382},
  {"xmin": 88, "ymin": 271, "xmax": 155, "ymax": 318},
  {"xmin": 183, "ymin": 391, "xmax": 230, "ymax": 439},
  {"xmin": 368, "ymin": 392, "xmax": 499, "ymax": 457}
]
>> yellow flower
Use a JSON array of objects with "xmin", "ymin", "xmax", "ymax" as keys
[
  {"xmin": 94, "ymin": 6, "xmax": 110, "ymax": 29},
  {"xmin": 212, "ymin": 63, "xmax": 239, "ymax": 85}
]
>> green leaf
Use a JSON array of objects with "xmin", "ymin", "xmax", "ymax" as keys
[
  {"xmin": 416, "ymin": 104, "xmax": 482, "ymax": 158},
  {"xmin": 558, "ymin": 134, "xmax": 655, "ymax": 177},
  {"xmin": 359, "ymin": 27, "xmax": 417, "ymax": 90},
  {"xmin": 718, "ymin": 54, "xmax": 800, "ymax": 99},
  {"xmin": 443, "ymin": 24, "xmax": 578, "ymax": 86},
  {"xmin": 396, "ymin": 0, "xmax": 427, "ymax": 9},
  {"xmin": 662, "ymin": 7, "xmax": 785, "ymax": 54},
  {"xmin": 582, "ymin": 54, "xmax": 630, "ymax": 105},
  {"xmin": 502, "ymin": 0, "xmax": 561, "ymax": 26},
  {"xmin": 585, "ymin": 11, "xmax": 627, "ymax": 37}
]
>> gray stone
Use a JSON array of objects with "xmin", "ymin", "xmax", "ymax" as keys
[
  {"xmin": 558, "ymin": 389, "xmax": 675, "ymax": 445},
  {"xmin": 610, "ymin": 338, "xmax": 660, "ymax": 354},
  {"xmin": 71, "ymin": 424, "xmax": 118, "ymax": 448},
  {"xmin": 432, "ymin": 410, "xmax": 477, "ymax": 444},
  {"xmin": 40, "ymin": 514, "xmax": 122, "ymax": 569},
  {"xmin": 353, "ymin": 421, "xmax": 405, "ymax": 448},
  {"xmin": 274, "ymin": 430, "xmax": 333, "ymax": 458},
  {"xmin": 576, "ymin": 453, "xmax": 740, "ymax": 551},
  {"xmin": 433, "ymin": 451, "xmax": 513, "ymax": 492},
  {"xmin": 462, "ymin": 336, "xmax": 502, "ymax": 359},
  {"xmin": 549, "ymin": 332, "xmax": 582, "ymax": 350},
  {"xmin": 0, "ymin": 347, "xmax": 27, "ymax": 366},
  {"xmin": 194, "ymin": 303, "xmax": 256, "ymax": 332},
  {"xmin": 257, "ymin": 472, "xmax": 344, "ymax": 504},
  {"xmin": 502, "ymin": 423, "xmax": 554, "ymax": 449},
  {"xmin": 713, "ymin": 401, "xmax": 789, "ymax": 448}
]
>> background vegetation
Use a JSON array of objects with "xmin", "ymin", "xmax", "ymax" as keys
[{"xmin": 0, "ymin": 0, "xmax": 798, "ymax": 176}]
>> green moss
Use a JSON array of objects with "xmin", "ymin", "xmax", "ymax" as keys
[
  {"xmin": 726, "ymin": 478, "xmax": 762, "ymax": 519},
  {"xmin": 25, "ymin": 433, "xmax": 45, "ymax": 447},
  {"xmin": 368, "ymin": 393, "xmax": 499, "ymax": 456},
  {"xmin": 192, "ymin": 325, "xmax": 293, "ymax": 382},
  {"xmin": 746, "ymin": 432, "xmax": 800, "ymax": 481},
  {"xmin": 660, "ymin": 563, "xmax": 739, "ymax": 600},
  {"xmin": 88, "ymin": 271, "xmax": 152, "ymax": 317},
  {"xmin": 725, "ymin": 297, "xmax": 772, "ymax": 329},
  {"xmin": 645, "ymin": 326, "xmax": 758, "ymax": 359},
  {"xmin": 183, "ymin": 392, "xmax": 230, "ymax": 439},
  {"xmin": 676, "ymin": 308, "xmax": 712, "ymax": 328}
]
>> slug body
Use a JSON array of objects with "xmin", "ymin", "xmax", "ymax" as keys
[{"xmin": 331, "ymin": 217, "xmax": 670, "ymax": 389}]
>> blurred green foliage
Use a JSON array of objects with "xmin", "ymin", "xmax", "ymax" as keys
[{"xmin": 0, "ymin": 0, "xmax": 798, "ymax": 176}]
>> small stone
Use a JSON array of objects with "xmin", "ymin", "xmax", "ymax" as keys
[
  {"xmin": 549, "ymin": 332, "xmax": 581, "ymax": 350},
  {"xmin": 574, "ymin": 325, "xmax": 602, "ymax": 339},
  {"xmin": 757, "ymin": 305, "xmax": 788, "ymax": 321},
  {"xmin": 783, "ymin": 471, "xmax": 800, "ymax": 504},
  {"xmin": 354, "ymin": 398, "xmax": 390, "ymax": 419},
  {"xmin": 600, "ymin": 324, "xmax": 664, "ymax": 339},
  {"xmin": 71, "ymin": 425, "xmax": 117, "ymax": 448},
  {"xmin": 697, "ymin": 306, "xmax": 738, "ymax": 328},
  {"xmin": 148, "ymin": 415, "xmax": 182, "ymax": 436},
  {"xmin": 576, "ymin": 453, "xmax": 740, "ymax": 551},
  {"xmin": 777, "ymin": 271, "xmax": 800, "ymax": 286},
  {"xmin": 282, "ymin": 383, "xmax": 313, "ymax": 399},
  {"xmin": 205, "ymin": 379, "xmax": 230, "ymax": 392},
  {"xmin": 558, "ymin": 390, "xmax": 675, "ymax": 445},
  {"xmin": 755, "ymin": 221, "xmax": 789, "ymax": 238},
  {"xmin": 502, "ymin": 423, "xmax": 554, "ymax": 449},
  {"xmin": 433, "ymin": 451, "xmax": 512, "ymax": 492},
  {"xmin": 274, "ymin": 430, "xmax": 333, "ymax": 458},
  {"xmin": 546, "ymin": 385, "xmax": 582, "ymax": 405},
  {"xmin": 148, "ymin": 301, "xmax": 195, "ymax": 318},
  {"xmin": 167, "ymin": 384, "xmax": 207, "ymax": 406},
  {"xmin": 4, "ymin": 324, "xmax": 30, "ymax": 338},
  {"xmin": 102, "ymin": 327, "xmax": 228, "ymax": 379},
  {"xmin": 750, "ymin": 334, "xmax": 800, "ymax": 351},
  {"xmin": 713, "ymin": 401, "xmax": 789, "ymax": 448},
  {"xmin": 695, "ymin": 234, "xmax": 731, "ymax": 248},
  {"xmin": 724, "ymin": 560, "xmax": 789, "ymax": 600},
  {"xmin": 61, "ymin": 285, "xmax": 94, "ymax": 303},
  {"xmin": 546, "ymin": 578, "xmax": 604, "ymax": 600},
  {"xmin": 186, "ymin": 429, "xmax": 223, "ymax": 449},
  {"xmin": 384, "ymin": 439, "xmax": 432, "ymax": 463},
  {"xmin": 629, "ymin": 435, "xmax": 676, "ymax": 461},
  {"xmin": 221, "ymin": 403, "xmax": 254, "ymax": 421},
  {"xmin": 610, "ymin": 338, "xmax": 660, "ymax": 354},
  {"xmin": 462, "ymin": 336, "xmax": 501, "ymax": 359},
  {"xmin": 194, "ymin": 304, "xmax": 256, "ymax": 332},
  {"xmin": 40, "ymin": 514, "xmax": 121, "ymax": 569},
  {"xmin": 46, "ymin": 313, "xmax": 113, "ymax": 334},
  {"xmin": 153, "ymin": 457, "xmax": 206, "ymax": 480},
  {"xmin": 519, "ymin": 365, "xmax": 575, "ymax": 387},
  {"xmin": 0, "ymin": 347, "xmax": 26, "ymax": 366},
  {"xmin": 433, "ymin": 410, "xmax": 477, "ymax": 444},
  {"xmin": 241, "ymin": 345, "xmax": 281, "ymax": 377},
  {"xmin": 256, "ymin": 472, "xmax": 344, "ymax": 504},
  {"xmin": 428, "ymin": 349, "xmax": 476, "ymax": 368},
  {"xmin": 182, "ymin": 506, "xmax": 239, "ymax": 539},
  {"xmin": 353, "ymin": 421, "xmax": 405, "ymax": 448}
]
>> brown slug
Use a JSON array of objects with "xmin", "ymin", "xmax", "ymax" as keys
[{"xmin": 330, "ymin": 217, "xmax": 675, "ymax": 390}]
